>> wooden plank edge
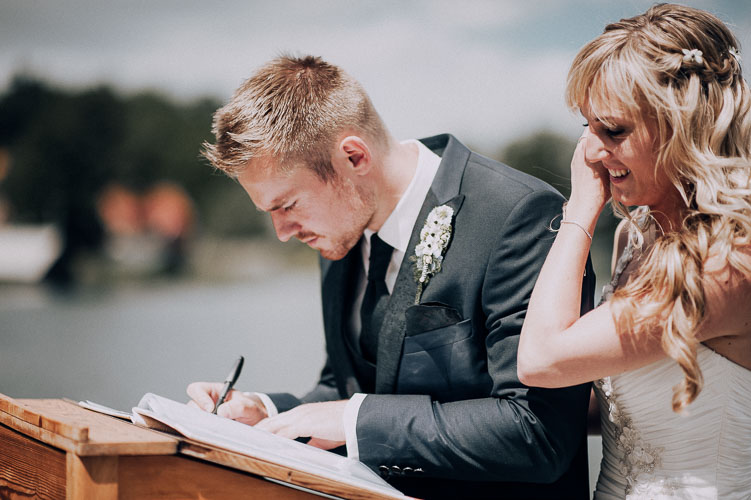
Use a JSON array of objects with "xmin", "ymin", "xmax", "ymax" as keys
[
  {"xmin": 1, "ymin": 394, "xmax": 90, "ymax": 442},
  {"xmin": 0, "ymin": 413, "xmax": 78, "ymax": 454},
  {"xmin": 74, "ymin": 439, "xmax": 178, "ymax": 457},
  {"xmin": 25, "ymin": 399, "xmax": 89, "ymax": 441},
  {"xmin": 60, "ymin": 400, "xmax": 178, "ymax": 456},
  {"xmin": 0, "ymin": 392, "xmax": 42, "ymax": 427},
  {"xmin": 178, "ymin": 440, "xmax": 402, "ymax": 500},
  {"xmin": 0, "ymin": 407, "xmax": 177, "ymax": 457},
  {"xmin": 41, "ymin": 414, "xmax": 89, "ymax": 442},
  {"xmin": 54, "ymin": 400, "xmax": 178, "ymax": 457}
]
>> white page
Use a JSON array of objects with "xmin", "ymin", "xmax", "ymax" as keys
[
  {"xmin": 79, "ymin": 400, "xmax": 132, "ymax": 419},
  {"xmin": 132, "ymin": 393, "xmax": 405, "ymax": 499}
]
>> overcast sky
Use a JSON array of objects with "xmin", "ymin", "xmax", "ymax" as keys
[{"xmin": 2, "ymin": 0, "xmax": 749, "ymax": 154}]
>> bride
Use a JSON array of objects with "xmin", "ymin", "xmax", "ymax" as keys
[{"xmin": 516, "ymin": 4, "xmax": 751, "ymax": 499}]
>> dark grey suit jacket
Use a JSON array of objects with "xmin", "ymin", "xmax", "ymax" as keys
[{"xmin": 270, "ymin": 134, "xmax": 595, "ymax": 499}]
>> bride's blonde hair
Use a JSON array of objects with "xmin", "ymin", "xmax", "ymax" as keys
[{"xmin": 566, "ymin": 4, "xmax": 751, "ymax": 411}]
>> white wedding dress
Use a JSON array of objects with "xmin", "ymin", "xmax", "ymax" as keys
[{"xmin": 593, "ymin": 234, "xmax": 751, "ymax": 499}]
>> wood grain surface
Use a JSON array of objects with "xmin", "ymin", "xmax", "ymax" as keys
[{"xmin": 0, "ymin": 424, "xmax": 66, "ymax": 500}]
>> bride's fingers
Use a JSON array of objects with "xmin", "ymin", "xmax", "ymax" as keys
[{"xmin": 570, "ymin": 130, "xmax": 611, "ymax": 209}]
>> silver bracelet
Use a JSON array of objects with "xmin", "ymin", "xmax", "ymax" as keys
[{"xmin": 560, "ymin": 220, "xmax": 593, "ymax": 240}]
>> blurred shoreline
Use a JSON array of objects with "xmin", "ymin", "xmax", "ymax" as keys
[
  {"xmin": 78, "ymin": 236, "xmax": 320, "ymax": 285},
  {"xmin": 0, "ymin": 238, "xmax": 326, "ymax": 407}
]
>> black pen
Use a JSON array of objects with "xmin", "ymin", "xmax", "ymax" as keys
[{"xmin": 212, "ymin": 355, "xmax": 244, "ymax": 414}]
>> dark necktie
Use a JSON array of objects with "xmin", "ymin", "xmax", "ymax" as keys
[{"xmin": 359, "ymin": 234, "xmax": 393, "ymax": 363}]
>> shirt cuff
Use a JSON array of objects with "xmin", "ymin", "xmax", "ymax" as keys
[
  {"xmin": 244, "ymin": 392, "xmax": 278, "ymax": 418},
  {"xmin": 344, "ymin": 393, "xmax": 367, "ymax": 460}
]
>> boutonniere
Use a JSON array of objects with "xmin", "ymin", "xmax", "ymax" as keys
[{"xmin": 411, "ymin": 205, "xmax": 454, "ymax": 303}]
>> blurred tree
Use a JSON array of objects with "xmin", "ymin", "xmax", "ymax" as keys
[
  {"xmin": 0, "ymin": 76, "xmax": 268, "ymax": 284},
  {"xmin": 0, "ymin": 79, "xmax": 122, "ymax": 283},
  {"xmin": 497, "ymin": 130, "xmax": 574, "ymax": 198}
]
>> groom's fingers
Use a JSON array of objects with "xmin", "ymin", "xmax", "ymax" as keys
[
  {"xmin": 307, "ymin": 437, "xmax": 344, "ymax": 450},
  {"xmin": 217, "ymin": 393, "xmax": 267, "ymax": 425},
  {"xmin": 255, "ymin": 411, "xmax": 301, "ymax": 439},
  {"xmin": 186, "ymin": 381, "xmax": 222, "ymax": 411},
  {"xmin": 255, "ymin": 401, "xmax": 347, "ymax": 443}
]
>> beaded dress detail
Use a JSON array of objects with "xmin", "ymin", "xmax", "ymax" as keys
[{"xmin": 593, "ymin": 220, "xmax": 751, "ymax": 499}]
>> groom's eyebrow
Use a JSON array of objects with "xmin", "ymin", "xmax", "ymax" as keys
[{"xmin": 257, "ymin": 196, "xmax": 288, "ymax": 213}]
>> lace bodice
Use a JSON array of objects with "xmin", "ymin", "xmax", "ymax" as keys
[
  {"xmin": 594, "ymin": 346, "xmax": 751, "ymax": 499},
  {"xmin": 594, "ymin": 224, "xmax": 751, "ymax": 499}
]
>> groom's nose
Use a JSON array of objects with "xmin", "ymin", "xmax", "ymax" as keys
[{"xmin": 270, "ymin": 212, "xmax": 299, "ymax": 242}]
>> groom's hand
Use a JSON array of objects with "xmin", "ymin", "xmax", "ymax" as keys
[
  {"xmin": 255, "ymin": 400, "xmax": 347, "ymax": 450},
  {"xmin": 186, "ymin": 382, "xmax": 268, "ymax": 425}
]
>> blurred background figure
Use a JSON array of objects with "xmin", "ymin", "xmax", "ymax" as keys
[
  {"xmin": 142, "ymin": 182, "xmax": 195, "ymax": 275},
  {"xmin": 97, "ymin": 182, "xmax": 194, "ymax": 276}
]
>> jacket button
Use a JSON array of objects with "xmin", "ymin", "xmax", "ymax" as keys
[
  {"xmin": 391, "ymin": 465, "xmax": 402, "ymax": 476},
  {"xmin": 378, "ymin": 465, "xmax": 389, "ymax": 478},
  {"xmin": 414, "ymin": 468, "xmax": 424, "ymax": 475},
  {"xmin": 403, "ymin": 467, "xmax": 414, "ymax": 475}
]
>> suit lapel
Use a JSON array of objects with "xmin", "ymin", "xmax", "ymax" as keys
[
  {"xmin": 374, "ymin": 134, "xmax": 469, "ymax": 393},
  {"xmin": 320, "ymin": 248, "xmax": 362, "ymax": 397}
]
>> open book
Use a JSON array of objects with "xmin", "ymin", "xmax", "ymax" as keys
[{"xmin": 130, "ymin": 393, "xmax": 406, "ymax": 499}]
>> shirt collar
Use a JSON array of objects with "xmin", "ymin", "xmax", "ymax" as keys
[{"xmin": 373, "ymin": 139, "xmax": 441, "ymax": 253}]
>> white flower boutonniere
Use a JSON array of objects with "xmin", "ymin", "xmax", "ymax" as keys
[{"xmin": 411, "ymin": 204, "xmax": 454, "ymax": 303}]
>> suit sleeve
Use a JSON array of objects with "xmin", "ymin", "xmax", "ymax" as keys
[
  {"xmin": 267, "ymin": 356, "xmax": 341, "ymax": 413},
  {"xmin": 355, "ymin": 188, "xmax": 594, "ymax": 483}
]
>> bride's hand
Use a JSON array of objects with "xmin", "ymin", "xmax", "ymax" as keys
[{"xmin": 566, "ymin": 128, "xmax": 610, "ymax": 222}]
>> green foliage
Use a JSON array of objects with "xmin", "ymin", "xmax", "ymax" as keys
[
  {"xmin": 0, "ymin": 79, "xmax": 124, "ymax": 250},
  {"xmin": 498, "ymin": 130, "xmax": 575, "ymax": 199},
  {"xmin": 0, "ymin": 76, "xmax": 267, "ymax": 239}
]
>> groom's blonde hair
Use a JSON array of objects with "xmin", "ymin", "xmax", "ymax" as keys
[
  {"xmin": 567, "ymin": 4, "xmax": 751, "ymax": 411},
  {"xmin": 202, "ymin": 54, "xmax": 390, "ymax": 181}
]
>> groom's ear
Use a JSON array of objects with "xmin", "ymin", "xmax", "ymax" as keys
[{"xmin": 332, "ymin": 136, "xmax": 372, "ymax": 177}]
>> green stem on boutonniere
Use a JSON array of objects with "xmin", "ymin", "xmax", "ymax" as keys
[{"xmin": 414, "ymin": 283, "xmax": 424, "ymax": 305}]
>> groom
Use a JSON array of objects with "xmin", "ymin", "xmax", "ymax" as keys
[{"xmin": 189, "ymin": 54, "xmax": 595, "ymax": 499}]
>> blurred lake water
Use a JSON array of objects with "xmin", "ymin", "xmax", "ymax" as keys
[{"xmin": 0, "ymin": 267, "xmax": 326, "ymax": 410}]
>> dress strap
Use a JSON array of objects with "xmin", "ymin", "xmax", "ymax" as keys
[
  {"xmin": 598, "ymin": 207, "xmax": 652, "ymax": 304},
  {"xmin": 599, "ymin": 242, "xmax": 635, "ymax": 304}
]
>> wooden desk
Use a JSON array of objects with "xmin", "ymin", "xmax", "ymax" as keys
[{"xmin": 0, "ymin": 394, "xmax": 397, "ymax": 499}]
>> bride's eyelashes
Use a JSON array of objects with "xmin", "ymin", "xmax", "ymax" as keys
[{"xmin": 605, "ymin": 127, "xmax": 627, "ymax": 138}]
